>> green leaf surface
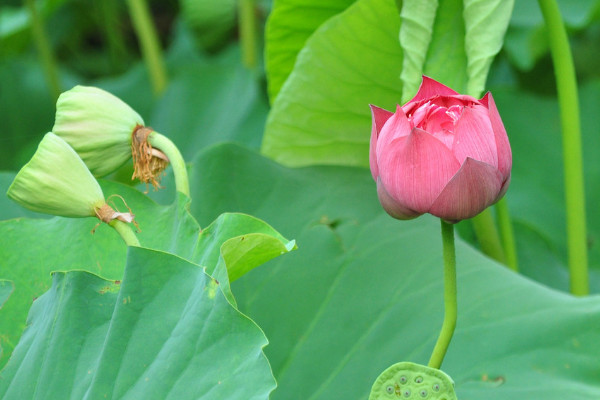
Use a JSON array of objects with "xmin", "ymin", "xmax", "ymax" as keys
[
  {"xmin": 187, "ymin": 143, "xmax": 600, "ymax": 399},
  {"xmin": 0, "ymin": 280, "xmax": 13, "ymax": 309},
  {"xmin": 0, "ymin": 247, "xmax": 275, "ymax": 399},
  {"xmin": 264, "ymin": 0, "xmax": 355, "ymax": 101},
  {"xmin": 399, "ymin": 0, "xmax": 438, "ymax": 102},
  {"xmin": 422, "ymin": 0, "xmax": 468, "ymax": 94},
  {"xmin": 0, "ymin": 181, "xmax": 294, "ymax": 368},
  {"xmin": 463, "ymin": 0, "xmax": 514, "ymax": 97},
  {"xmin": 262, "ymin": 0, "xmax": 403, "ymax": 167}
]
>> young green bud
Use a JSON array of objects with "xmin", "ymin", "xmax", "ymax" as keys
[
  {"xmin": 53, "ymin": 85, "xmax": 144, "ymax": 177},
  {"xmin": 7, "ymin": 133, "xmax": 106, "ymax": 217}
]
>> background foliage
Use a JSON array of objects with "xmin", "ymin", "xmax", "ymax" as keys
[{"xmin": 2, "ymin": 0, "xmax": 600, "ymax": 398}]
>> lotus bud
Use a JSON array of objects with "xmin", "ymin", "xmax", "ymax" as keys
[
  {"xmin": 369, "ymin": 76, "xmax": 512, "ymax": 222},
  {"xmin": 53, "ymin": 85, "xmax": 169, "ymax": 189},
  {"xmin": 7, "ymin": 133, "xmax": 135, "ymax": 226}
]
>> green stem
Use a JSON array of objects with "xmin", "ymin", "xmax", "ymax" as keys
[
  {"xmin": 538, "ymin": 0, "xmax": 588, "ymax": 295},
  {"xmin": 238, "ymin": 0, "xmax": 257, "ymax": 68},
  {"xmin": 496, "ymin": 198, "xmax": 518, "ymax": 271},
  {"xmin": 148, "ymin": 131, "xmax": 190, "ymax": 197},
  {"xmin": 471, "ymin": 209, "xmax": 506, "ymax": 264},
  {"xmin": 125, "ymin": 0, "xmax": 168, "ymax": 95},
  {"xmin": 109, "ymin": 219, "xmax": 140, "ymax": 247},
  {"xmin": 428, "ymin": 219, "xmax": 458, "ymax": 369},
  {"xmin": 25, "ymin": 0, "xmax": 61, "ymax": 101}
]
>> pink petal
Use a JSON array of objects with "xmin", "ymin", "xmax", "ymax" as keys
[
  {"xmin": 452, "ymin": 105, "xmax": 498, "ymax": 167},
  {"xmin": 378, "ymin": 128, "xmax": 461, "ymax": 213},
  {"xmin": 376, "ymin": 105, "xmax": 412, "ymax": 157},
  {"xmin": 369, "ymin": 105, "xmax": 394, "ymax": 180},
  {"xmin": 482, "ymin": 92, "xmax": 512, "ymax": 180},
  {"xmin": 429, "ymin": 158, "xmax": 503, "ymax": 222},
  {"xmin": 376, "ymin": 178, "xmax": 422, "ymax": 220},
  {"xmin": 407, "ymin": 76, "xmax": 459, "ymax": 104}
]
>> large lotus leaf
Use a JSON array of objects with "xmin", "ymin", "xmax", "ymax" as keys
[
  {"xmin": 421, "ymin": 0, "xmax": 468, "ymax": 94},
  {"xmin": 0, "ymin": 281, "xmax": 12, "ymax": 308},
  {"xmin": 264, "ymin": 0, "xmax": 355, "ymax": 101},
  {"xmin": 261, "ymin": 0, "xmax": 403, "ymax": 168},
  {"xmin": 399, "ymin": 0, "xmax": 438, "ymax": 102},
  {"xmin": 187, "ymin": 143, "xmax": 600, "ymax": 399},
  {"xmin": 0, "ymin": 247, "xmax": 275, "ymax": 399},
  {"xmin": 0, "ymin": 180, "xmax": 294, "ymax": 368}
]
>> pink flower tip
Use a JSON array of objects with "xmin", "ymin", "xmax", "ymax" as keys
[{"xmin": 369, "ymin": 76, "xmax": 512, "ymax": 222}]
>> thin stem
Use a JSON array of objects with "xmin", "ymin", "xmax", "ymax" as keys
[
  {"xmin": 428, "ymin": 220, "xmax": 458, "ymax": 369},
  {"xmin": 125, "ymin": 0, "xmax": 168, "ymax": 95},
  {"xmin": 496, "ymin": 198, "xmax": 518, "ymax": 271},
  {"xmin": 109, "ymin": 219, "xmax": 140, "ymax": 247},
  {"xmin": 25, "ymin": 0, "xmax": 61, "ymax": 101},
  {"xmin": 538, "ymin": 0, "xmax": 588, "ymax": 295},
  {"xmin": 148, "ymin": 131, "xmax": 190, "ymax": 197},
  {"xmin": 239, "ymin": 0, "xmax": 257, "ymax": 68},
  {"xmin": 471, "ymin": 209, "xmax": 506, "ymax": 264}
]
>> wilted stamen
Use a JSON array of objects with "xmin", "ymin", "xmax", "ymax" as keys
[
  {"xmin": 131, "ymin": 125, "xmax": 169, "ymax": 191},
  {"xmin": 92, "ymin": 195, "xmax": 139, "ymax": 233}
]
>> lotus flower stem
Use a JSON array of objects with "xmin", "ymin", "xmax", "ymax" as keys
[
  {"xmin": 428, "ymin": 219, "xmax": 457, "ymax": 369},
  {"xmin": 148, "ymin": 131, "xmax": 190, "ymax": 197},
  {"xmin": 25, "ymin": 0, "xmax": 61, "ymax": 101},
  {"xmin": 538, "ymin": 0, "xmax": 588, "ymax": 295},
  {"xmin": 239, "ymin": 0, "xmax": 257, "ymax": 68},
  {"xmin": 496, "ymin": 198, "xmax": 518, "ymax": 271},
  {"xmin": 109, "ymin": 219, "xmax": 140, "ymax": 247},
  {"xmin": 125, "ymin": 0, "xmax": 168, "ymax": 95}
]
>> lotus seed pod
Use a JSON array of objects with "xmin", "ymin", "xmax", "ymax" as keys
[
  {"xmin": 53, "ymin": 85, "xmax": 144, "ymax": 177},
  {"xmin": 369, "ymin": 362, "xmax": 457, "ymax": 400},
  {"xmin": 7, "ymin": 133, "xmax": 106, "ymax": 218}
]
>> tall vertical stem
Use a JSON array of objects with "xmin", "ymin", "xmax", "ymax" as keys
[
  {"xmin": 25, "ymin": 0, "xmax": 61, "ymax": 101},
  {"xmin": 428, "ymin": 220, "xmax": 457, "ymax": 369},
  {"xmin": 126, "ymin": 0, "xmax": 168, "ymax": 95},
  {"xmin": 471, "ymin": 209, "xmax": 505, "ymax": 264},
  {"xmin": 239, "ymin": 0, "xmax": 257, "ymax": 68},
  {"xmin": 538, "ymin": 0, "xmax": 588, "ymax": 295},
  {"xmin": 496, "ymin": 198, "xmax": 518, "ymax": 271}
]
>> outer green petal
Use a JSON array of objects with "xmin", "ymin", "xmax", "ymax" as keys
[
  {"xmin": 7, "ymin": 133, "xmax": 105, "ymax": 218},
  {"xmin": 53, "ymin": 86, "xmax": 144, "ymax": 177}
]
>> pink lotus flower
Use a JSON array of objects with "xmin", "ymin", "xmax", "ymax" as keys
[{"xmin": 370, "ymin": 76, "xmax": 512, "ymax": 222}]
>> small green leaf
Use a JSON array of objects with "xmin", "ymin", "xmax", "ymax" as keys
[
  {"xmin": 399, "ymin": 0, "xmax": 439, "ymax": 102},
  {"xmin": 265, "ymin": 0, "xmax": 354, "ymax": 101},
  {"xmin": 0, "ymin": 248, "xmax": 275, "ymax": 399},
  {"xmin": 463, "ymin": 0, "xmax": 515, "ymax": 97},
  {"xmin": 196, "ymin": 213, "xmax": 296, "ymax": 283},
  {"xmin": 262, "ymin": 0, "xmax": 403, "ymax": 168}
]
